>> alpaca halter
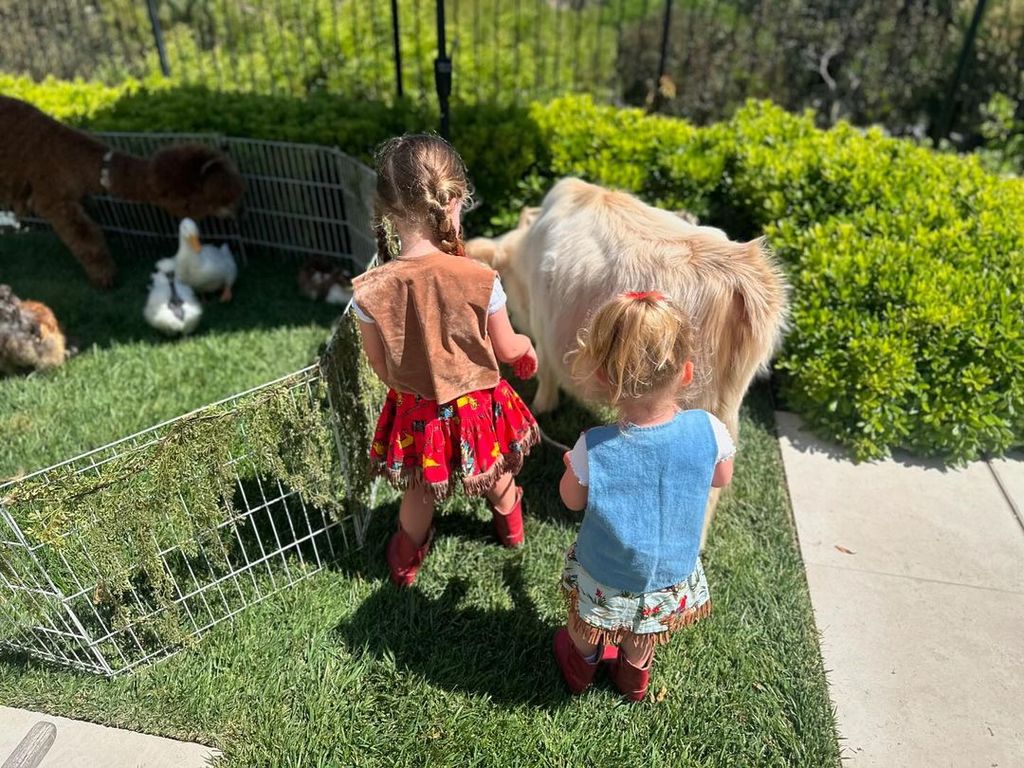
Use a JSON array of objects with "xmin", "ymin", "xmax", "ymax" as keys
[{"xmin": 99, "ymin": 150, "xmax": 115, "ymax": 192}]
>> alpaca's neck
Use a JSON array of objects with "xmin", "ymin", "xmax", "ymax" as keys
[{"xmin": 103, "ymin": 152, "xmax": 153, "ymax": 203}]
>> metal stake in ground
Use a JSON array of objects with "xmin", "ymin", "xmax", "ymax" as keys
[
  {"xmin": 653, "ymin": 0, "xmax": 674, "ymax": 113},
  {"xmin": 937, "ymin": 0, "xmax": 990, "ymax": 140},
  {"xmin": 145, "ymin": 0, "xmax": 171, "ymax": 78},
  {"xmin": 435, "ymin": 0, "xmax": 453, "ymax": 140},
  {"xmin": 390, "ymin": 0, "xmax": 404, "ymax": 99}
]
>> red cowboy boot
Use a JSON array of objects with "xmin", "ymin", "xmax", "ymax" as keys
[
  {"xmin": 609, "ymin": 648, "xmax": 652, "ymax": 702},
  {"xmin": 386, "ymin": 525, "xmax": 433, "ymax": 587},
  {"xmin": 553, "ymin": 628, "xmax": 600, "ymax": 694},
  {"xmin": 490, "ymin": 486, "xmax": 525, "ymax": 548}
]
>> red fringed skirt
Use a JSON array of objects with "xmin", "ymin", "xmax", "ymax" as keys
[{"xmin": 369, "ymin": 380, "xmax": 540, "ymax": 499}]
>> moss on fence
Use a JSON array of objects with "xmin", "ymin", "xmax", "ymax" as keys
[
  {"xmin": 321, "ymin": 313, "xmax": 388, "ymax": 511},
  {"xmin": 0, "ymin": 315, "xmax": 385, "ymax": 660},
  {"xmin": 0, "ymin": 371, "xmax": 338, "ymax": 649}
]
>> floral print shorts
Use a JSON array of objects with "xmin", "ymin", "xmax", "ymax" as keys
[{"xmin": 561, "ymin": 543, "xmax": 712, "ymax": 646}]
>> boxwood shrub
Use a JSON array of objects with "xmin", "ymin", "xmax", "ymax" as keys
[
  {"xmin": 530, "ymin": 96, "xmax": 1024, "ymax": 462},
  {"xmin": 4, "ymin": 77, "xmax": 1022, "ymax": 462}
]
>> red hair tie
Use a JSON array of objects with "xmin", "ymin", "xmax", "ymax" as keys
[{"xmin": 623, "ymin": 290, "xmax": 665, "ymax": 302}]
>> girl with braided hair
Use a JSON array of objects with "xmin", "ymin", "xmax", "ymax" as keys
[{"xmin": 352, "ymin": 135, "xmax": 540, "ymax": 587}]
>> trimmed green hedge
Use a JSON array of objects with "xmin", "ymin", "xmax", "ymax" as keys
[
  {"xmin": 5, "ymin": 75, "xmax": 1023, "ymax": 462},
  {"xmin": 535, "ymin": 96, "xmax": 1024, "ymax": 461}
]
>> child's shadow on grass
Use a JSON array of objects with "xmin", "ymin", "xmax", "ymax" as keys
[{"xmin": 333, "ymin": 562, "xmax": 566, "ymax": 707}]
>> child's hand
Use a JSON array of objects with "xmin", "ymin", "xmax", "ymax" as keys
[{"xmin": 513, "ymin": 345, "xmax": 538, "ymax": 380}]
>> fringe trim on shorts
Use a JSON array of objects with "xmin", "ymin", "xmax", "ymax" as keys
[
  {"xmin": 562, "ymin": 585, "xmax": 712, "ymax": 647},
  {"xmin": 370, "ymin": 423, "xmax": 540, "ymax": 501}
]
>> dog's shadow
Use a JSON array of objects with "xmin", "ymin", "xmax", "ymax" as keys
[{"xmin": 332, "ymin": 561, "xmax": 567, "ymax": 707}]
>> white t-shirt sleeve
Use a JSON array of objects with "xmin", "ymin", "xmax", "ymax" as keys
[
  {"xmin": 567, "ymin": 433, "xmax": 589, "ymax": 486},
  {"xmin": 353, "ymin": 275, "xmax": 505, "ymax": 321},
  {"xmin": 707, "ymin": 413, "xmax": 736, "ymax": 463},
  {"xmin": 487, "ymin": 275, "xmax": 507, "ymax": 315},
  {"xmin": 351, "ymin": 298, "xmax": 374, "ymax": 323}
]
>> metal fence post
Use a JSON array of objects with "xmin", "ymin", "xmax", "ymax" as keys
[
  {"xmin": 390, "ymin": 0, "xmax": 404, "ymax": 98},
  {"xmin": 653, "ymin": 0, "xmax": 674, "ymax": 112},
  {"xmin": 938, "ymin": 0, "xmax": 989, "ymax": 139},
  {"xmin": 435, "ymin": 0, "xmax": 452, "ymax": 140},
  {"xmin": 145, "ymin": 0, "xmax": 171, "ymax": 77}
]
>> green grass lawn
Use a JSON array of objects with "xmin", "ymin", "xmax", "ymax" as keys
[
  {"xmin": 0, "ymin": 232, "xmax": 840, "ymax": 766},
  {"xmin": 0, "ymin": 230, "xmax": 340, "ymax": 479}
]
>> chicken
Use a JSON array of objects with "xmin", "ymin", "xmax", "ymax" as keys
[{"xmin": 298, "ymin": 256, "xmax": 353, "ymax": 305}]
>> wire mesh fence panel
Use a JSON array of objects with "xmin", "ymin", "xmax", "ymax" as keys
[
  {"xmin": 13, "ymin": 133, "xmax": 377, "ymax": 274},
  {"xmin": 0, "ymin": 136, "xmax": 380, "ymax": 677},
  {"xmin": 1, "ymin": 1, "xmax": 633, "ymax": 105},
  {"xmin": 0, "ymin": 363, "xmax": 376, "ymax": 677}
]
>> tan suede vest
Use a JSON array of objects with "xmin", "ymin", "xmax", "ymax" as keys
[{"xmin": 352, "ymin": 252, "xmax": 500, "ymax": 403}]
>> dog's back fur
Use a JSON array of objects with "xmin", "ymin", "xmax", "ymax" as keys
[{"xmin": 469, "ymin": 178, "xmax": 788, "ymax": 440}]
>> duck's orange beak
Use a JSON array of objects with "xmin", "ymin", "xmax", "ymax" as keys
[{"xmin": 187, "ymin": 234, "xmax": 201, "ymax": 252}]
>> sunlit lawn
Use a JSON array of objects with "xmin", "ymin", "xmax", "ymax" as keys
[{"xmin": 0, "ymin": 231, "xmax": 839, "ymax": 767}]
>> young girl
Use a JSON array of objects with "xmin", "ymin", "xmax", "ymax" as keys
[
  {"xmin": 554, "ymin": 291, "xmax": 735, "ymax": 701},
  {"xmin": 351, "ymin": 134, "xmax": 540, "ymax": 587}
]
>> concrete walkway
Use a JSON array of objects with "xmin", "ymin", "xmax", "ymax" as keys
[
  {"xmin": 776, "ymin": 412, "xmax": 1024, "ymax": 768},
  {"xmin": 0, "ymin": 706, "xmax": 218, "ymax": 767}
]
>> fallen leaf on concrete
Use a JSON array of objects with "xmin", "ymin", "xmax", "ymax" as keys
[{"xmin": 834, "ymin": 545, "xmax": 856, "ymax": 555}]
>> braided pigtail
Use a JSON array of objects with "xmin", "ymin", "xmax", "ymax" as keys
[
  {"xmin": 425, "ymin": 192, "xmax": 461, "ymax": 256},
  {"xmin": 372, "ymin": 134, "xmax": 470, "ymax": 260},
  {"xmin": 373, "ymin": 205, "xmax": 401, "ymax": 263}
]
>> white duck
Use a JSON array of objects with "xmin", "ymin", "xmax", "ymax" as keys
[
  {"xmin": 144, "ymin": 268, "xmax": 203, "ymax": 336},
  {"xmin": 174, "ymin": 218, "xmax": 238, "ymax": 302}
]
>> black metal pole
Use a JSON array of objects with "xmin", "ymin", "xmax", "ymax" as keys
[
  {"xmin": 145, "ymin": 0, "xmax": 171, "ymax": 77},
  {"xmin": 938, "ymin": 0, "xmax": 989, "ymax": 139},
  {"xmin": 390, "ymin": 0, "xmax": 404, "ymax": 98},
  {"xmin": 435, "ymin": 0, "xmax": 452, "ymax": 140},
  {"xmin": 653, "ymin": 0, "xmax": 673, "ymax": 112}
]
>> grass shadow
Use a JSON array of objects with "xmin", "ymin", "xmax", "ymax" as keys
[{"xmin": 333, "ymin": 560, "xmax": 568, "ymax": 707}]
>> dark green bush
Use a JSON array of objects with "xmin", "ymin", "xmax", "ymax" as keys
[
  {"xmin": 712, "ymin": 102, "xmax": 1024, "ymax": 461},
  {"xmin": 6, "ymin": 77, "xmax": 1023, "ymax": 462},
  {"xmin": 978, "ymin": 93, "xmax": 1024, "ymax": 175}
]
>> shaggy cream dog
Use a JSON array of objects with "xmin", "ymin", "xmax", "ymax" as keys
[{"xmin": 465, "ymin": 178, "xmax": 789, "ymax": 543}]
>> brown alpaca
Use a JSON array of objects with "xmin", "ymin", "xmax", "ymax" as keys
[{"xmin": 0, "ymin": 95, "xmax": 244, "ymax": 288}]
